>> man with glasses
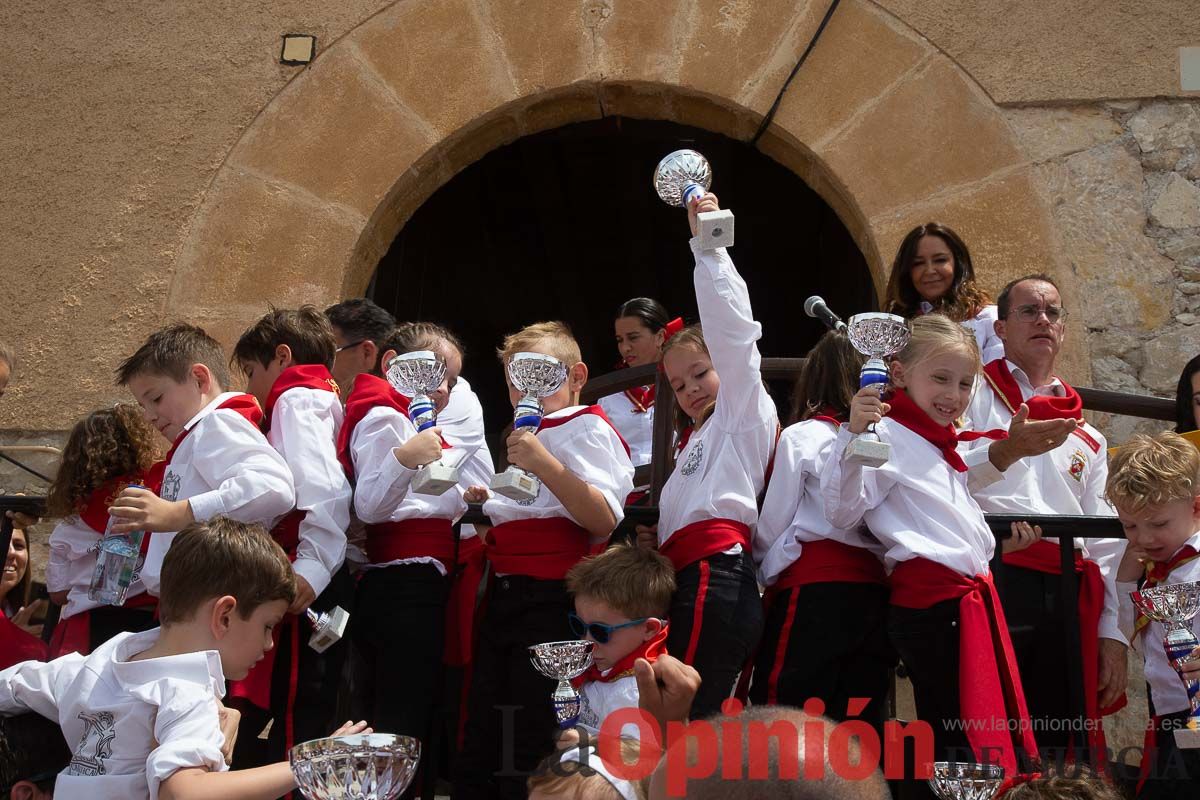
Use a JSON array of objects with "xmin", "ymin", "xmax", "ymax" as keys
[
  {"xmin": 324, "ymin": 298, "xmax": 397, "ymax": 393},
  {"xmin": 961, "ymin": 274, "xmax": 1127, "ymax": 764}
]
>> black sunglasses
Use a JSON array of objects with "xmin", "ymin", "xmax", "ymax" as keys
[{"xmin": 568, "ymin": 612, "xmax": 650, "ymax": 644}]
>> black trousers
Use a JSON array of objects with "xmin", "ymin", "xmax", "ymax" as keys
[
  {"xmin": 1139, "ymin": 708, "xmax": 1200, "ymax": 798},
  {"xmin": 666, "ymin": 551, "xmax": 763, "ymax": 720},
  {"xmin": 453, "ymin": 575, "xmax": 573, "ymax": 800},
  {"xmin": 750, "ymin": 582, "xmax": 894, "ymax": 732}
]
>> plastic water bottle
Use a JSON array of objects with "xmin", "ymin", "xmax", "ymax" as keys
[{"xmin": 88, "ymin": 490, "xmax": 146, "ymax": 606}]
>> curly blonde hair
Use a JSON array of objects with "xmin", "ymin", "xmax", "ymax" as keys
[
  {"xmin": 1107, "ymin": 432, "xmax": 1200, "ymax": 512},
  {"xmin": 47, "ymin": 404, "xmax": 162, "ymax": 518}
]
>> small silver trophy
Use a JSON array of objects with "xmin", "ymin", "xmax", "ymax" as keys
[
  {"xmin": 654, "ymin": 149, "xmax": 735, "ymax": 250},
  {"xmin": 928, "ymin": 762, "xmax": 1004, "ymax": 800},
  {"xmin": 306, "ymin": 606, "xmax": 350, "ymax": 654},
  {"xmin": 1131, "ymin": 580, "xmax": 1200, "ymax": 748},
  {"xmin": 385, "ymin": 350, "xmax": 459, "ymax": 496},
  {"xmin": 528, "ymin": 640, "xmax": 594, "ymax": 729},
  {"xmin": 489, "ymin": 352, "xmax": 568, "ymax": 502},
  {"xmin": 845, "ymin": 312, "xmax": 912, "ymax": 468},
  {"xmin": 290, "ymin": 733, "xmax": 420, "ymax": 800}
]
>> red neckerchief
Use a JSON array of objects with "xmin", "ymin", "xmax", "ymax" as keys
[
  {"xmin": 538, "ymin": 405, "xmax": 631, "ymax": 458},
  {"xmin": 335, "ymin": 373, "xmax": 450, "ymax": 480},
  {"xmin": 885, "ymin": 388, "xmax": 1005, "ymax": 472},
  {"xmin": 982, "ymin": 359, "xmax": 1083, "ymax": 421},
  {"xmin": 809, "ymin": 405, "xmax": 845, "ymax": 427},
  {"xmin": 263, "ymin": 364, "xmax": 340, "ymax": 429},
  {"xmin": 1133, "ymin": 545, "xmax": 1200, "ymax": 639},
  {"xmin": 77, "ymin": 475, "xmax": 142, "ymax": 534},
  {"xmin": 144, "ymin": 394, "xmax": 263, "ymax": 493},
  {"xmin": 571, "ymin": 625, "xmax": 669, "ymax": 687},
  {"xmin": 675, "ymin": 425, "xmax": 693, "ymax": 455}
]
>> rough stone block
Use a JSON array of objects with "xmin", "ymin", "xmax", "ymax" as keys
[
  {"xmin": 1149, "ymin": 173, "xmax": 1200, "ymax": 229},
  {"xmin": 1003, "ymin": 106, "xmax": 1124, "ymax": 164}
]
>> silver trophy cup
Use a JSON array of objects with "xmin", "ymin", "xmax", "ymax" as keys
[
  {"xmin": 845, "ymin": 313, "xmax": 912, "ymax": 468},
  {"xmin": 290, "ymin": 733, "xmax": 421, "ymax": 800},
  {"xmin": 489, "ymin": 353, "xmax": 568, "ymax": 502},
  {"xmin": 528, "ymin": 640, "xmax": 595, "ymax": 728},
  {"xmin": 654, "ymin": 149, "xmax": 735, "ymax": 250},
  {"xmin": 306, "ymin": 605, "xmax": 350, "ymax": 654},
  {"xmin": 385, "ymin": 350, "xmax": 459, "ymax": 496},
  {"xmin": 1131, "ymin": 580, "xmax": 1200, "ymax": 748},
  {"xmin": 928, "ymin": 762, "xmax": 1004, "ymax": 800}
]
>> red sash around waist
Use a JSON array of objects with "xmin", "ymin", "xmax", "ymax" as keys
[
  {"xmin": 270, "ymin": 509, "xmax": 305, "ymax": 559},
  {"xmin": 445, "ymin": 535, "xmax": 486, "ymax": 667},
  {"xmin": 658, "ymin": 518, "xmax": 751, "ymax": 572},
  {"xmin": 49, "ymin": 592, "xmax": 158, "ymax": 658},
  {"xmin": 485, "ymin": 517, "xmax": 592, "ymax": 580},
  {"xmin": 890, "ymin": 557, "xmax": 1037, "ymax": 776},
  {"xmin": 0, "ymin": 612, "xmax": 47, "ymax": 669},
  {"xmin": 366, "ymin": 518, "xmax": 456, "ymax": 571},
  {"xmin": 773, "ymin": 539, "xmax": 887, "ymax": 591}
]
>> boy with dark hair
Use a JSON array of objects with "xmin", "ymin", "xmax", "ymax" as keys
[
  {"xmin": 0, "ymin": 713, "xmax": 71, "ymax": 800},
  {"xmin": 108, "ymin": 323, "xmax": 295, "ymax": 595},
  {"xmin": 0, "ymin": 518, "xmax": 369, "ymax": 799},
  {"xmin": 323, "ymin": 299, "xmax": 396, "ymax": 392},
  {"xmin": 231, "ymin": 306, "xmax": 353, "ymax": 765}
]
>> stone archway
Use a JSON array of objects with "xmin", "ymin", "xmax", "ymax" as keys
[{"xmin": 166, "ymin": 0, "xmax": 1082, "ymax": 372}]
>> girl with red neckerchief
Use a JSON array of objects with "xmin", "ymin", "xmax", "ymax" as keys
[
  {"xmin": 748, "ymin": 329, "xmax": 896, "ymax": 729},
  {"xmin": 821, "ymin": 314, "xmax": 1043, "ymax": 795}
]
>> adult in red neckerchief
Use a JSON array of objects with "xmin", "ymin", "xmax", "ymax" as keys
[
  {"xmin": 44, "ymin": 404, "xmax": 160, "ymax": 657},
  {"xmin": 822, "ymin": 314, "xmax": 1044, "ymax": 795},
  {"xmin": 750, "ymin": 330, "xmax": 895, "ymax": 730},
  {"xmin": 598, "ymin": 297, "xmax": 683, "ymax": 479},
  {"xmin": 636, "ymin": 193, "xmax": 776, "ymax": 720},
  {"xmin": 961, "ymin": 274, "xmax": 1128, "ymax": 765},
  {"xmin": 1108, "ymin": 434, "xmax": 1200, "ymax": 799},
  {"xmin": 229, "ymin": 307, "xmax": 355, "ymax": 771},
  {"xmin": 108, "ymin": 324, "xmax": 296, "ymax": 598},
  {"xmin": 454, "ymin": 322, "xmax": 634, "ymax": 800}
]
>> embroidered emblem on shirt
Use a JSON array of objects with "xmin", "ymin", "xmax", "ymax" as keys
[
  {"xmin": 68, "ymin": 711, "xmax": 116, "ymax": 776},
  {"xmin": 681, "ymin": 440, "xmax": 703, "ymax": 477},
  {"xmin": 1068, "ymin": 449, "xmax": 1086, "ymax": 482},
  {"xmin": 161, "ymin": 472, "xmax": 182, "ymax": 502}
]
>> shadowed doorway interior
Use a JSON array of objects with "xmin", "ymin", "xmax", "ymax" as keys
[{"xmin": 370, "ymin": 116, "xmax": 876, "ymax": 439}]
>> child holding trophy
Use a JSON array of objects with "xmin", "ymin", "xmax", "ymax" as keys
[
  {"xmin": 231, "ymin": 306, "xmax": 354, "ymax": 766},
  {"xmin": 821, "ymin": 313, "xmax": 1039, "ymax": 785},
  {"xmin": 639, "ymin": 192, "xmax": 777, "ymax": 720},
  {"xmin": 454, "ymin": 321, "xmax": 634, "ymax": 800},
  {"xmin": 750, "ymin": 329, "xmax": 894, "ymax": 727},
  {"xmin": 1108, "ymin": 433, "xmax": 1200, "ymax": 798}
]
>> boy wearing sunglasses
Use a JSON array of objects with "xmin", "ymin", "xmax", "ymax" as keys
[{"xmin": 565, "ymin": 543, "xmax": 676, "ymax": 741}]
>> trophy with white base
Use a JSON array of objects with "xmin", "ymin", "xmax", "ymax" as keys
[
  {"xmin": 528, "ymin": 640, "xmax": 594, "ymax": 728},
  {"xmin": 290, "ymin": 733, "xmax": 420, "ymax": 799},
  {"xmin": 654, "ymin": 149, "xmax": 734, "ymax": 250},
  {"xmin": 1131, "ymin": 580, "xmax": 1200, "ymax": 748},
  {"xmin": 928, "ymin": 762, "xmax": 1004, "ymax": 800},
  {"xmin": 306, "ymin": 606, "xmax": 350, "ymax": 654},
  {"xmin": 489, "ymin": 352, "xmax": 568, "ymax": 502},
  {"xmin": 386, "ymin": 350, "xmax": 459, "ymax": 496},
  {"xmin": 845, "ymin": 312, "xmax": 911, "ymax": 468}
]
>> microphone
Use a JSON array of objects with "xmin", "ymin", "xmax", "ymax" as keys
[{"xmin": 804, "ymin": 295, "xmax": 847, "ymax": 333}]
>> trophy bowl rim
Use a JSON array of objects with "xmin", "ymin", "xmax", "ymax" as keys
[
  {"xmin": 655, "ymin": 148, "xmax": 705, "ymax": 170},
  {"xmin": 387, "ymin": 350, "xmax": 440, "ymax": 367},
  {"xmin": 847, "ymin": 312, "xmax": 910, "ymax": 328},
  {"xmin": 1131, "ymin": 580, "xmax": 1200, "ymax": 614},
  {"xmin": 509, "ymin": 351, "xmax": 566, "ymax": 368},
  {"xmin": 528, "ymin": 639, "xmax": 595, "ymax": 657},
  {"xmin": 288, "ymin": 732, "xmax": 422, "ymax": 761}
]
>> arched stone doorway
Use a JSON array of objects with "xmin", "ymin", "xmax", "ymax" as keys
[
  {"xmin": 370, "ymin": 116, "xmax": 874, "ymax": 430},
  {"xmin": 164, "ymin": 0, "xmax": 1083, "ymax": 376}
]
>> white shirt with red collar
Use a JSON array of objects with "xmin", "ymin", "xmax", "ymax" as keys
[
  {"xmin": 265, "ymin": 386, "xmax": 352, "ymax": 597},
  {"xmin": 142, "ymin": 392, "xmax": 296, "ymax": 596},
  {"xmin": 755, "ymin": 418, "xmax": 884, "ymax": 587},
  {"xmin": 0, "ymin": 628, "xmax": 228, "ymax": 800},
  {"xmin": 656, "ymin": 241, "xmax": 778, "ymax": 549},
  {"xmin": 598, "ymin": 392, "xmax": 655, "ymax": 468},
  {"xmin": 961, "ymin": 359, "xmax": 1126, "ymax": 643},
  {"xmin": 822, "ymin": 420, "xmax": 1002, "ymax": 577}
]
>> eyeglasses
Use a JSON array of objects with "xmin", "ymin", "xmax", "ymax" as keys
[
  {"xmin": 1009, "ymin": 304, "xmax": 1068, "ymax": 324},
  {"xmin": 334, "ymin": 339, "xmax": 366, "ymax": 353},
  {"xmin": 568, "ymin": 612, "xmax": 649, "ymax": 644}
]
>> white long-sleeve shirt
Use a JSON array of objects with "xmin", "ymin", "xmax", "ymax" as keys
[
  {"xmin": 598, "ymin": 391, "xmax": 655, "ymax": 468},
  {"xmin": 961, "ymin": 360, "xmax": 1126, "ymax": 643},
  {"xmin": 142, "ymin": 392, "xmax": 295, "ymax": 595},
  {"xmin": 755, "ymin": 419, "xmax": 884, "ymax": 587},
  {"xmin": 657, "ymin": 241, "xmax": 778, "ymax": 547},
  {"xmin": 265, "ymin": 386, "xmax": 352, "ymax": 597},
  {"xmin": 0, "ymin": 628, "xmax": 227, "ymax": 800},
  {"xmin": 821, "ymin": 421, "xmax": 1001, "ymax": 577},
  {"xmin": 47, "ymin": 515, "xmax": 150, "ymax": 619},
  {"xmin": 438, "ymin": 377, "xmax": 496, "ymax": 540}
]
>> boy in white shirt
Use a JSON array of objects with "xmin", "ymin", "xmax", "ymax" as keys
[
  {"xmin": 0, "ymin": 517, "xmax": 368, "ymax": 800},
  {"xmin": 564, "ymin": 543, "xmax": 673, "ymax": 743},
  {"xmin": 231, "ymin": 306, "xmax": 354, "ymax": 766},
  {"xmin": 108, "ymin": 323, "xmax": 296, "ymax": 595},
  {"xmin": 1109, "ymin": 433, "xmax": 1200, "ymax": 799}
]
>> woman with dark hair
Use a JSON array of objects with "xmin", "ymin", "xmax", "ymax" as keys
[
  {"xmin": 1177, "ymin": 353, "xmax": 1200, "ymax": 436},
  {"xmin": 884, "ymin": 222, "xmax": 1003, "ymax": 363},
  {"xmin": 598, "ymin": 297, "xmax": 682, "ymax": 468},
  {"xmin": 0, "ymin": 526, "xmax": 48, "ymax": 668}
]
